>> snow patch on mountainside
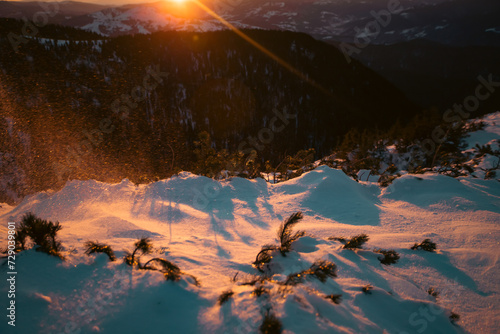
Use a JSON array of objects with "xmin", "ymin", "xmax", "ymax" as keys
[{"xmin": 80, "ymin": 5, "xmax": 257, "ymax": 36}]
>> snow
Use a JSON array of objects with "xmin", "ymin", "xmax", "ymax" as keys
[
  {"xmin": 1, "ymin": 113, "xmax": 499, "ymax": 333},
  {"xmin": 464, "ymin": 112, "xmax": 500, "ymax": 150},
  {"xmin": 485, "ymin": 28, "xmax": 500, "ymax": 34},
  {"xmin": 462, "ymin": 112, "xmax": 500, "ymax": 178},
  {"xmin": 1, "ymin": 153, "xmax": 499, "ymax": 333},
  {"xmin": 79, "ymin": 5, "xmax": 259, "ymax": 37}
]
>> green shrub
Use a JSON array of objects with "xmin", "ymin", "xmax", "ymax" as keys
[
  {"xmin": 379, "ymin": 175, "xmax": 398, "ymax": 187},
  {"xmin": 277, "ymin": 212, "xmax": 305, "ymax": 256},
  {"xmin": 253, "ymin": 244, "xmax": 278, "ymax": 273},
  {"xmin": 361, "ymin": 284, "xmax": 373, "ymax": 294},
  {"xmin": 253, "ymin": 285, "xmax": 269, "ymax": 297},
  {"xmin": 328, "ymin": 236, "xmax": 347, "ymax": 243},
  {"xmin": 260, "ymin": 311, "xmax": 282, "ymax": 334},
  {"xmin": 124, "ymin": 237, "xmax": 153, "ymax": 266},
  {"xmin": 284, "ymin": 260, "xmax": 337, "ymax": 286},
  {"xmin": 142, "ymin": 258, "xmax": 181, "ymax": 281},
  {"xmin": 307, "ymin": 260, "xmax": 338, "ymax": 282},
  {"xmin": 253, "ymin": 212, "xmax": 305, "ymax": 272},
  {"xmin": 15, "ymin": 213, "xmax": 63, "ymax": 258},
  {"xmin": 324, "ymin": 294, "xmax": 342, "ymax": 304},
  {"xmin": 343, "ymin": 234, "xmax": 369, "ymax": 250},
  {"xmin": 374, "ymin": 249, "xmax": 400, "ymax": 265},
  {"xmin": 84, "ymin": 241, "xmax": 116, "ymax": 261},
  {"xmin": 449, "ymin": 312, "xmax": 460, "ymax": 324},
  {"xmin": 183, "ymin": 273, "xmax": 201, "ymax": 286},
  {"xmin": 411, "ymin": 239, "xmax": 437, "ymax": 252},
  {"xmin": 239, "ymin": 276, "xmax": 265, "ymax": 286},
  {"xmin": 218, "ymin": 290, "xmax": 234, "ymax": 305},
  {"xmin": 427, "ymin": 287, "xmax": 439, "ymax": 298}
]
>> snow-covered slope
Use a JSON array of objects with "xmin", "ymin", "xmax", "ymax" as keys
[{"xmin": 1, "ymin": 158, "xmax": 499, "ymax": 333}]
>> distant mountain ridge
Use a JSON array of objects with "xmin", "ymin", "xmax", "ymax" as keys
[
  {"xmin": 1, "ymin": 0, "xmax": 499, "ymax": 46},
  {"xmin": 0, "ymin": 26, "xmax": 419, "ymax": 203}
]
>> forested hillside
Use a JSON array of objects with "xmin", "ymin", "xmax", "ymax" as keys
[{"xmin": 0, "ymin": 21, "xmax": 419, "ymax": 203}]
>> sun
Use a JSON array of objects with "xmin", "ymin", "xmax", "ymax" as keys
[{"xmin": 170, "ymin": 0, "xmax": 187, "ymax": 3}]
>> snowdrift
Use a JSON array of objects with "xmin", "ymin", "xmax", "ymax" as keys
[{"xmin": 1, "ymin": 162, "xmax": 499, "ymax": 333}]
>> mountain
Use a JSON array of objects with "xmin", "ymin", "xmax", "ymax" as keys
[
  {"xmin": 2, "ymin": 0, "xmax": 498, "ymax": 46},
  {"xmin": 0, "ymin": 23, "xmax": 419, "ymax": 204},
  {"xmin": 0, "ymin": 1, "xmax": 112, "ymax": 23},
  {"xmin": 352, "ymin": 39, "xmax": 500, "ymax": 111},
  {"xmin": 69, "ymin": 2, "xmax": 239, "ymax": 36},
  {"xmin": 321, "ymin": 0, "xmax": 500, "ymax": 46}
]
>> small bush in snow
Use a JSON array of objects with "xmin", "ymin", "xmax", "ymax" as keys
[
  {"xmin": 307, "ymin": 260, "xmax": 338, "ymax": 282},
  {"xmin": 343, "ymin": 234, "xmax": 369, "ymax": 250},
  {"xmin": 253, "ymin": 244, "xmax": 278, "ymax": 273},
  {"xmin": 484, "ymin": 169, "xmax": 497, "ymax": 180},
  {"xmin": 449, "ymin": 312, "xmax": 460, "ymax": 324},
  {"xmin": 277, "ymin": 212, "xmax": 305, "ymax": 256},
  {"xmin": 361, "ymin": 284, "xmax": 373, "ymax": 294},
  {"xmin": 260, "ymin": 310, "xmax": 282, "ymax": 334},
  {"xmin": 253, "ymin": 212, "xmax": 305, "ymax": 272},
  {"xmin": 253, "ymin": 285, "xmax": 269, "ymax": 297},
  {"xmin": 142, "ymin": 258, "xmax": 181, "ymax": 281},
  {"xmin": 284, "ymin": 260, "xmax": 337, "ymax": 286},
  {"xmin": 427, "ymin": 287, "xmax": 439, "ymax": 298},
  {"xmin": 15, "ymin": 213, "xmax": 64, "ymax": 258},
  {"xmin": 374, "ymin": 249, "xmax": 400, "ymax": 265},
  {"xmin": 324, "ymin": 294, "xmax": 342, "ymax": 304},
  {"xmin": 84, "ymin": 241, "xmax": 116, "ymax": 261},
  {"xmin": 124, "ymin": 237, "xmax": 153, "ymax": 266},
  {"xmin": 378, "ymin": 174, "xmax": 398, "ymax": 187},
  {"xmin": 184, "ymin": 273, "xmax": 201, "ymax": 286},
  {"xmin": 328, "ymin": 236, "xmax": 347, "ymax": 243},
  {"xmin": 283, "ymin": 269, "xmax": 307, "ymax": 286},
  {"xmin": 13, "ymin": 228, "xmax": 27, "ymax": 252},
  {"xmin": 239, "ymin": 275, "xmax": 266, "ymax": 286},
  {"xmin": 124, "ymin": 243, "xmax": 200, "ymax": 285},
  {"xmin": 411, "ymin": 239, "xmax": 437, "ymax": 252},
  {"xmin": 218, "ymin": 290, "xmax": 234, "ymax": 305}
]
